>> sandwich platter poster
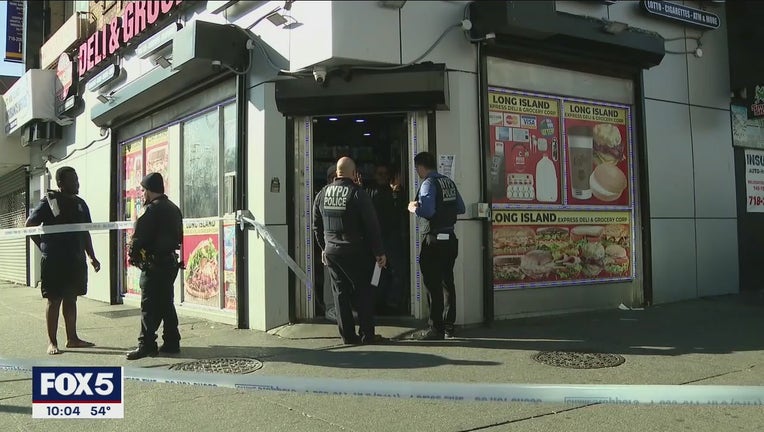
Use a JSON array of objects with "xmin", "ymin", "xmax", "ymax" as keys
[
  {"xmin": 492, "ymin": 210, "xmax": 633, "ymax": 289},
  {"xmin": 563, "ymin": 101, "xmax": 632, "ymax": 207},
  {"xmin": 122, "ymin": 228, "xmax": 142, "ymax": 296},
  {"xmin": 488, "ymin": 90, "xmax": 563, "ymax": 206},
  {"xmin": 182, "ymin": 219, "xmax": 221, "ymax": 308}
]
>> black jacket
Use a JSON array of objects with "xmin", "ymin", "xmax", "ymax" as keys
[{"xmin": 129, "ymin": 195, "xmax": 183, "ymax": 267}]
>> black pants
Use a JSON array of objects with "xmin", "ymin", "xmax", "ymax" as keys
[
  {"xmin": 325, "ymin": 253, "xmax": 375, "ymax": 343},
  {"xmin": 138, "ymin": 264, "xmax": 180, "ymax": 348},
  {"xmin": 418, "ymin": 234, "xmax": 458, "ymax": 333}
]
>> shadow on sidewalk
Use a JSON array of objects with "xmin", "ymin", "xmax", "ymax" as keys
[
  {"xmin": 169, "ymin": 345, "xmax": 501, "ymax": 369},
  {"xmin": 393, "ymin": 294, "xmax": 764, "ymax": 357},
  {"xmin": 0, "ymin": 405, "xmax": 31, "ymax": 415}
]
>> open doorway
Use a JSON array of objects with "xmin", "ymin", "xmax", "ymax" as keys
[{"xmin": 311, "ymin": 113, "xmax": 412, "ymax": 319}]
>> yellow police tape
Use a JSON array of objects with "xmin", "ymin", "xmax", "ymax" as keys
[{"xmin": 1, "ymin": 358, "xmax": 762, "ymax": 406}]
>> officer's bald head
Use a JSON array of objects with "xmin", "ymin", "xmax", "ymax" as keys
[{"xmin": 336, "ymin": 157, "xmax": 356, "ymax": 178}]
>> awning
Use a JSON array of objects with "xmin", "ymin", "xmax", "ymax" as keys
[{"xmin": 469, "ymin": 1, "xmax": 665, "ymax": 72}]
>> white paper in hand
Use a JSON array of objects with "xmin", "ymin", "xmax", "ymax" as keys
[{"xmin": 371, "ymin": 263, "xmax": 382, "ymax": 287}]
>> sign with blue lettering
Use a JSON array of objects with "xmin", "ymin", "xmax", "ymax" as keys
[
  {"xmin": 4, "ymin": 0, "xmax": 23, "ymax": 63},
  {"xmin": 32, "ymin": 366, "xmax": 124, "ymax": 419},
  {"xmin": 640, "ymin": 0, "xmax": 720, "ymax": 30}
]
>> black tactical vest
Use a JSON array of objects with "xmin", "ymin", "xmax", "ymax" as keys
[
  {"xmin": 320, "ymin": 179, "xmax": 363, "ymax": 244},
  {"xmin": 418, "ymin": 175, "xmax": 459, "ymax": 235}
]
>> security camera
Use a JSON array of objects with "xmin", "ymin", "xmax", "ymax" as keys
[{"xmin": 313, "ymin": 67, "xmax": 327, "ymax": 84}]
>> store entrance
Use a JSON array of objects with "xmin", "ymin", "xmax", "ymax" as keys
[{"xmin": 311, "ymin": 113, "xmax": 412, "ymax": 319}]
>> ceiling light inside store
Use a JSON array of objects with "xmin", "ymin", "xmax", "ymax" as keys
[
  {"xmin": 355, "ymin": 119, "xmax": 365, "ymax": 123},
  {"xmin": 363, "ymin": 133, "xmax": 371, "ymax": 136},
  {"xmin": 328, "ymin": 117, "xmax": 338, "ymax": 121}
]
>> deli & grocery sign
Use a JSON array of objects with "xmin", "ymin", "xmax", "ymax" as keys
[{"xmin": 78, "ymin": 0, "xmax": 184, "ymax": 79}]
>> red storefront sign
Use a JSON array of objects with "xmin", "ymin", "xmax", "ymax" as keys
[{"xmin": 78, "ymin": 0, "xmax": 183, "ymax": 78}]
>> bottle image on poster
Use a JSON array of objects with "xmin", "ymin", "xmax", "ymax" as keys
[
  {"xmin": 488, "ymin": 91, "xmax": 563, "ymax": 205},
  {"xmin": 564, "ymin": 101, "xmax": 631, "ymax": 207}
]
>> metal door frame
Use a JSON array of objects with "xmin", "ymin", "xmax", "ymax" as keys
[{"xmin": 292, "ymin": 111, "xmax": 430, "ymax": 321}]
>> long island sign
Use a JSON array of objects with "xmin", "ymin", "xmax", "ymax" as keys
[
  {"xmin": 78, "ymin": 0, "xmax": 185, "ymax": 80},
  {"xmin": 640, "ymin": 1, "xmax": 720, "ymax": 30}
]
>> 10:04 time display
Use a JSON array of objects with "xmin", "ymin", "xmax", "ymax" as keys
[{"xmin": 47, "ymin": 406, "xmax": 80, "ymax": 416}]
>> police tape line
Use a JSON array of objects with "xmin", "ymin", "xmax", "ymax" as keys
[
  {"xmin": 0, "ymin": 221, "xmax": 136, "ymax": 238},
  {"xmin": 1, "ymin": 357, "xmax": 763, "ymax": 406},
  {"xmin": 0, "ymin": 216, "xmax": 311, "ymax": 286}
]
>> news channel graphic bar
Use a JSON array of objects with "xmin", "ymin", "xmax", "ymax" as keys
[{"xmin": 32, "ymin": 366, "xmax": 124, "ymax": 419}]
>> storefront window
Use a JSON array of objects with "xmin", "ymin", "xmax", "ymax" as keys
[
  {"xmin": 118, "ymin": 100, "xmax": 237, "ymax": 313},
  {"xmin": 183, "ymin": 111, "xmax": 220, "ymax": 219}
]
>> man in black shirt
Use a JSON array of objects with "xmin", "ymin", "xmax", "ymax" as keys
[
  {"xmin": 26, "ymin": 166, "xmax": 101, "ymax": 355},
  {"xmin": 126, "ymin": 173, "xmax": 184, "ymax": 360},
  {"xmin": 313, "ymin": 157, "xmax": 387, "ymax": 344}
]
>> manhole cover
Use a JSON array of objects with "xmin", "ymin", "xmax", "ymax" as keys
[
  {"xmin": 532, "ymin": 351, "xmax": 625, "ymax": 369},
  {"xmin": 169, "ymin": 358, "xmax": 263, "ymax": 374}
]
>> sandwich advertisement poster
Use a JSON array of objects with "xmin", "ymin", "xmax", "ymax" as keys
[
  {"xmin": 488, "ymin": 92, "xmax": 563, "ymax": 205},
  {"xmin": 563, "ymin": 101, "xmax": 631, "ymax": 207},
  {"xmin": 182, "ymin": 219, "xmax": 221, "ymax": 308},
  {"xmin": 492, "ymin": 210, "xmax": 633, "ymax": 289},
  {"xmin": 121, "ymin": 142, "xmax": 143, "ymax": 296}
]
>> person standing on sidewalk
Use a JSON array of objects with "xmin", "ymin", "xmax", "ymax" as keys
[
  {"xmin": 313, "ymin": 157, "xmax": 387, "ymax": 344},
  {"xmin": 26, "ymin": 166, "xmax": 101, "ymax": 355},
  {"xmin": 408, "ymin": 152, "xmax": 465, "ymax": 340},
  {"xmin": 126, "ymin": 173, "xmax": 184, "ymax": 360}
]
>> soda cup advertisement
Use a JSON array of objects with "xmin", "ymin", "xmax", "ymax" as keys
[
  {"xmin": 182, "ymin": 219, "xmax": 221, "ymax": 308},
  {"xmin": 488, "ymin": 91, "xmax": 563, "ymax": 206},
  {"xmin": 492, "ymin": 210, "xmax": 633, "ymax": 290},
  {"xmin": 563, "ymin": 101, "xmax": 632, "ymax": 207}
]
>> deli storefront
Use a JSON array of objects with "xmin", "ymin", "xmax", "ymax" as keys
[{"xmin": 468, "ymin": 1, "xmax": 664, "ymax": 319}]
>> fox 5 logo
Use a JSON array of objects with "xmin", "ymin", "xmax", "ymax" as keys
[{"xmin": 33, "ymin": 367, "xmax": 123, "ymax": 402}]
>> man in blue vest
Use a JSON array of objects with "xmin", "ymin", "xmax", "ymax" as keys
[{"xmin": 408, "ymin": 152, "xmax": 465, "ymax": 340}]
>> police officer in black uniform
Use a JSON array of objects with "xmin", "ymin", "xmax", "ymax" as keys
[
  {"xmin": 313, "ymin": 157, "xmax": 387, "ymax": 344},
  {"xmin": 126, "ymin": 173, "xmax": 184, "ymax": 360},
  {"xmin": 408, "ymin": 152, "xmax": 466, "ymax": 340}
]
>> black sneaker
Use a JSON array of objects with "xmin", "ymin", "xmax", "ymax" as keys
[
  {"xmin": 159, "ymin": 344, "xmax": 180, "ymax": 354},
  {"xmin": 444, "ymin": 327, "xmax": 456, "ymax": 339},
  {"xmin": 411, "ymin": 328, "xmax": 445, "ymax": 341},
  {"xmin": 126, "ymin": 345, "xmax": 158, "ymax": 360},
  {"xmin": 362, "ymin": 334, "xmax": 390, "ymax": 345}
]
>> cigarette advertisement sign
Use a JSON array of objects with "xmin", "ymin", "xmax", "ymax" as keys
[
  {"xmin": 563, "ymin": 101, "xmax": 631, "ymax": 207},
  {"xmin": 492, "ymin": 210, "xmax": 633, "ymax": 289},
  {"xmin": 745, "ymin": 149, "xmax": 764, "ymax": 213},
  {"xmin": 182, "ymin": 219, "xmax": 221, "ymax": 308},
  {"xmin": 488, "ymin": 92, "xmax": 563, "ymax": 205}
]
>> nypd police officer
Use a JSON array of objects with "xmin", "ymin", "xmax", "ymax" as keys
[
  {"xmin": 408, "ymin": 152, "xmax": 466, "ymax": 340},
  {"xmin": 126, "ymin": 173, "xmax": 184, "ymax": 360},
  {"xmin": 313, "ymin": 157, "xmax": 387, "ymax": 344}
]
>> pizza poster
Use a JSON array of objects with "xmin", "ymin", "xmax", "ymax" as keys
[
  {"xmin": 144, "ymin": 130, "xmax": 170, "ymax": 192},
  {"xmin": 563, "ymin": 101, "xmax": 631, "ymax": 207},
  {"xmin": 492, "ymin": 210, "xmax": 633, "ymax": 289},
  {"xmin": 223, "ymin": 222, "xmax": 237, "ymax": 311},
  {"xmin": 488, "ymin": 91, "xmax": 563, "ymax": 205},
  {"xmin": 182, "ymin": 219, "xmax": 221, "ymax": 308}
]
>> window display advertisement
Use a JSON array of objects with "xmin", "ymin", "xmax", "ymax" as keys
[
  {"xmin": 182, "ymin": 219, "xmax": 221, "ymax": 308},
  {"xmin": 122, "ymin": 142, "xmax": 143, "ymax": 296},
  {"xmin": 563, "ymin": 101, "xmax": 632, "ymax": 207},
  {"xmin": 144, "ymin": 130, "xmax": 170, "ymax": 192},
  {"xmin": 492, "ymin": 210, "xmax": 633, "ymax": 290},
  {"xmin": 223, "ymin": 221, "xmax": 237, "ymax": 311},
  {"xmin": 488, "ymin": 90, "xmax": 563, "ymax": 206}
]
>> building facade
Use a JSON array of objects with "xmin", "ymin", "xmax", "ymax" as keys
[{"xmin": 2, "ymin": 0, "xmax": 742, "ymax": 331}]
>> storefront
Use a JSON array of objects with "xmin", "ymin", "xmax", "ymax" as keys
[
  {"xmin": 22, "ymin": 0, "xmax": 738, "ymax": 331},
  {"xmin": 0, "ymin": 168, "xmax": 29, "ymax": 285}
]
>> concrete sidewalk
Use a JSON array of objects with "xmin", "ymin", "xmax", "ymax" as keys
[{"xmin": 1, "ymin": 282, "xmax": 763, "ymax": 431}]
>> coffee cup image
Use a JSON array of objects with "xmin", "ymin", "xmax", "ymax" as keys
[
  {"xmin": 589, "ymin": 163, "xmax": 627, "ymax": 202},
  {"xmin": 567, "ymin": 126, "xmax": 594, "ymax": 200}
]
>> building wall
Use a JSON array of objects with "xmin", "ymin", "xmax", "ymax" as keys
[{"xmin": 555, "ymin": 1, "xmax": 737, "ymax": 305}]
